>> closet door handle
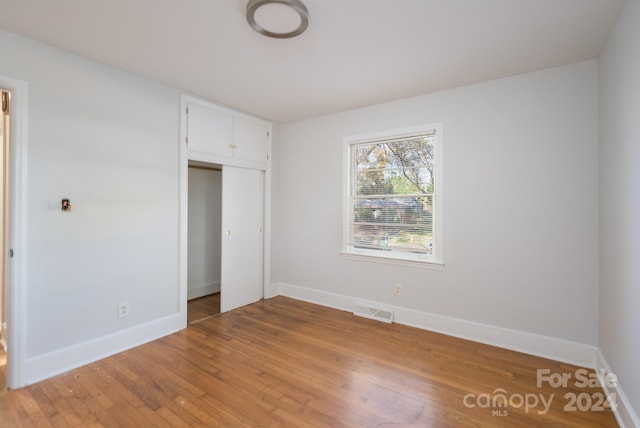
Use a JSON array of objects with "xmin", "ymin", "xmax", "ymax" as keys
[{"xmin": 225, "ymin": 230, "xmax": 231, "ymax": 236}]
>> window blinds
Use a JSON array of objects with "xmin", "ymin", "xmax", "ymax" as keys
[{"xmin": 347, "ymin": 131, "xmax": 436, "ymax": 256}]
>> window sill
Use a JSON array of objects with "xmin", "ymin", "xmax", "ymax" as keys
[{"xmin": 340, "ymin": 250, "xmax": 444, "ymax": 270}]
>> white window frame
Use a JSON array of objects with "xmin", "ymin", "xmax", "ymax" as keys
[{"xmin": 342, "ymin": 123, "xmax": 444, "ymax": 268}]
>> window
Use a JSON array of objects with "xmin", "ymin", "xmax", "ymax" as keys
[{"xmin": 343, "ymin": 124, "xmax": 443, "ymax": 266}]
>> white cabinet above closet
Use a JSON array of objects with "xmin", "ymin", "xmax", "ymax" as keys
[
  {"xmin": 185, "ymin": 97, "xmax": 270, "ymax": 169},
  {"xmin": 233, "ymin": 116, "xmax": 270, "ymax": 164},
  {"xmin": 186, "ymin": 103, "xmax": 232, "ymax": 158}
]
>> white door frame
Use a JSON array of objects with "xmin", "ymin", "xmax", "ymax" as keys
[{"xmin": 0, "ymin": 74, "xmax": 28, "ymax": 389}]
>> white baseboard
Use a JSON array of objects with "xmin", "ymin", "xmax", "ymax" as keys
[
  {"xmin": 187, "ymin": 281, "xmax": 220, "ymax": 300},
  {"xmin": 264, "ymin": 282, "xmax": 279, "ymax": 299},
  {"xmin": 273, "ymin": 282, "xmax": 598, "ymax": 368},
  {"xmin": 596, "ymin": 350, "xmax": 640, "ymax": 428},
  {"xmin": 24, "ymin": 313, "xmax": 183, "ymax": 385}
]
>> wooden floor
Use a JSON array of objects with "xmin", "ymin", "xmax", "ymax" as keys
[
  {"xmin": 0, "ymin": 297, "xmax": 617, "ymax": 427},
  {"xmin": 187, "ymin": 293, "xmax": 220, "ymax": 324}
]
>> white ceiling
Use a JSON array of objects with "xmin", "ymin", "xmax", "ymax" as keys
[{"xmin": 0, "ymin": 0, "xmax": 625, "ymax": 123}]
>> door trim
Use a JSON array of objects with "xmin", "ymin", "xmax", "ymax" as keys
[{"xmin": 0, "ymin": 75, "xmax": 28, "ymax": 389}]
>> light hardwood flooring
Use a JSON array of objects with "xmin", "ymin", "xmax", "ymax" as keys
[
  {"xmin": 0, "ymin": 297, "xmax": 618, "ymax": 427},
  {"xmin": 187, "ymin": 293, "xmax": 221, "ymax": 324},
  {"xmin": 0, "ymin": 294, "xmax": 221, "ymax": 393}
]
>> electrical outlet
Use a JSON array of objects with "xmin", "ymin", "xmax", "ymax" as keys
[
  {"xmin": 117, "ymin": 301, "xmax": 129, "ymax": 319},
  {"xmin": 393, "ymin": 283, "xmax": 402, "ymax": 296}
]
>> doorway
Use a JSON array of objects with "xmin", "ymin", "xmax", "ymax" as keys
[
  {"xmin": 187, "ymin": 161, "xmax": 222, "ymax": 323},
  {"xmin": 185, "ymin": 160, "xmax": 265, "ymax": 323},
  {"xmin": 0, "ymin": 75, "xmax": 27, "ymax": 390},
  {"xmin": 0, "ymin": 89, "xmax": 10, "ymax": 389},
  {"xmin": 180, "ymin": 95, "xmax": 269, "ymax": 328}
]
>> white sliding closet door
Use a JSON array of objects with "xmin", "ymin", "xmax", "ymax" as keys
[{"xmin": 220, "ymin": 165, "xmax": 264, "ymax": 312}]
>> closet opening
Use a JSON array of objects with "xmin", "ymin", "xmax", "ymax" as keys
[
  {"xmin": 181, "ymin": 95, "xmax": 269, "ymax": 324},
  {"xmin": 187, "ymin": 160, "xmax": 222, "ymax": 323}
]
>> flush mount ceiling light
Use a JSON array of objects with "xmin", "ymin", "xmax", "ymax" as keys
[{"xmin": 246, "ymin": 0, "xmax": 309, "ymax": 39}]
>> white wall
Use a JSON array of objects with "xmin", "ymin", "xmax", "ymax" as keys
[
  {"xmin": 273, "ymin": 61, "xmax": 599, "ymax": 349},
  {"xmin": 598, "ymin": 0, "xmax": 640, "ymax": 425},
  {"xmin": 0, "ymin": 29, "xmax": 181, "ymax": 382},
  {"xmin": 187, "ymin": 167, "xmax": 221, "ymax": 299}
]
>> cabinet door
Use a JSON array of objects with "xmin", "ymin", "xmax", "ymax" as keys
[
  {"xmin": 220, "ymin": 166, "xmax": 264, "ymax": 312},
  {"xmin": 187, "ymin": 103, "xmax": 232, "ymax": 157},
  {"xmin": 233, "ymin": 117, "xmax": 269, "ymax": 164}
]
